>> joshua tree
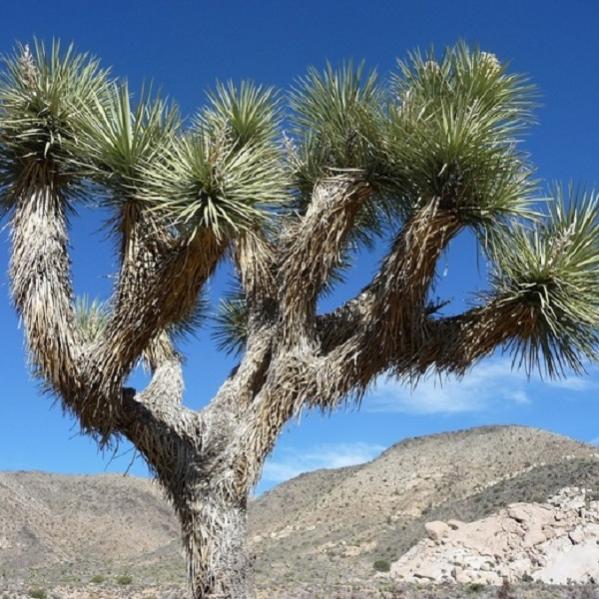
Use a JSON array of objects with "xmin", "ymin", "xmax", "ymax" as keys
[{"xmin": 2, "ymin": 40, "xmax": 599, "ymax": 598}]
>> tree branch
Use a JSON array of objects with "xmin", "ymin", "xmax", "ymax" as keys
[
  {"xmin": 236, "ymin": 200, "xmax": 462, "ymax": 479},
  {"xmin": 317, "ymin": 200, "xmax": 460, "ymax": 365},
  {"xmin": 413, "ymin": 297, "xmax": 535, "ymax": 376},
  {"xmin": 10, "ymin": 168, "xmax": 85, "ymax": 411},
  {"xmin": 85, "ymin": 209, "xmax": 225, "ymax": 430},
  {"xmin": 277, "ymin": 174, "xmax": 371, "ymax": 342},
  {"xmin": 232, "ymin": 233, "xmax": 277, "ymax": 313}
]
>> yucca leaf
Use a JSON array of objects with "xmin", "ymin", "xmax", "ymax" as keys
[
  {"xmin": 138, "ymin": 81, "xmax": 288, "ymax": 239},
  {"xmin": 386, "ymin": 42, "xmax": 538, "ymax": 231},
  {"xmin": 289, "ymin": 62, "xmax": 386, "ymax": 194},
  {"xmin": 212, "ymin": 284, "xmax": 249, "ymax": 354},
  {"xmin": 198, "ymin": 80, "xmax": 280, "ymax": 149},
  {"xmin": 76, "ymin": 81, "xmax": 180, "ymax": 201},
  {"xmin": 74, "ymin": 295, "xmax": 108, "ymax": 343},
  {"xmin": 489, "ymin": 186, "xmax": 599, "ymax": 376},
  {"xmin": 0, "ymin": 39, "xmax": 110, "ymax": 205}
]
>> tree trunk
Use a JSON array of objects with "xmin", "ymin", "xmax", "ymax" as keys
[
  {"xmin": 175, "ymin": 482, "xmax": 252, "ymax": 598},
  {"xmin": 121, "ymin": 365, "xmax": 257, "ymax": 598},
  {"xmin": 149, "ymin": 427, "xmax": 253, "ymax": 599}
]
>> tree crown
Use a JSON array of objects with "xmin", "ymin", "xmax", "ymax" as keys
[{"xmin": 1, "ymin": 39, "xmax": 598, "ymax": 387}]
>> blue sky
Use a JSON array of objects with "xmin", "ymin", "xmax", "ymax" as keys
[{"xmin": 1, "ymin": 1, "xmax": 599, "ymax": 493}]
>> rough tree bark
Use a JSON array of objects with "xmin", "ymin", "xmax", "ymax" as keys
[{"xmin": 5, "ymin": 173, "xmax": 549, "ymax": 598}]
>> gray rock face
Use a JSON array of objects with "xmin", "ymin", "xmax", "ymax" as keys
[{"xmin": 389, "ymin": 487, "xmax": 599, "ymax": 585}]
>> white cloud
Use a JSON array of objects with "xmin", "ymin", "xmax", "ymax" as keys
[
  {"xmin": 545, "ymin": 376, "xmax": 598, "ymax": 392},
  {"xmin": 262, "ymin": 441, "xmax": 385, "ymax": 484},
  {"xmin": 364, "ymin": 358, "xmax": 596, "ymax": 415}
]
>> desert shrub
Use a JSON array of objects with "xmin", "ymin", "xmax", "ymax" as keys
[
  {"xmin": 116, "ymin": 574, "xmax": 133, "ymax": 585},
  {"xmin": 27, "ymin": 590, "xmax": 46, "ymax": 599},
  {"xmin": 90, "ymin": 574, "xmax": 106, "ymax": 583},
  {"xmin": 373, "ymin": 559, "xmax": 390, "ymax": 572},
  {"xmin": 468, "ymin": 583, "xmax": 485, "ymax": 593}
]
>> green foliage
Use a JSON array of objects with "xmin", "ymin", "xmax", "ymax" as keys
[
  {"xmin": 167, "ymin": 289, "xmax": 209, "ymax": 344},
  {"xmin": 0, "ymin": 40, "xmax": 109, "ymax": 199},
  {"xmin": 385, "ymin": 43, "xmax": 537, "ymax": 231},
  {"xmin": 290, "ymin": 62, "xmax": 385, "ymax": 194},
  {"xmin": 77, "ymin": 82, "xmax": 179, "ymax": 200},
  {"xmin": 289, "ymin": 62, "xmax": 397, "ymax": 249},
  {"xmin": 491, "ymin": 186, "xmax": 599, "ymax": 376},
  {"xmin": 288, "ymin": 46, "xmax": 537, "ymax": 244},
  {"xmin": 199, "ymin": 80, "xmax": 280, "ymax": 149},
  {"xmin": 372, "ymin": 559, "xmax": 391, "ymax": 572},
  {"xmin": 139, "ymin": 132, "xmax": 282, "ymax": 238},
  {"xmin": 2, "ymin": 38, "xmax": 598, "ymax": 379},
  {"xmin": 138, "ymin": 81, "xmax": 288, "ymax": 239},
  {"xmin": 90, "ymin": 574, "xmax": 106, "ymax": 584},
  {"xmin": 74, "ymin": 295, "xmax": 108, "ymax": 343},
  {"xmin": 116, "ymin": 574, "xmax": 133, "ymax": 585},
  {"xmin": 27, "ymin": 590, "xmax": 46, "ymax": 599},
  {"xmin": 212, "ymin": 285, "xmax": 249, "ymax": 354}
]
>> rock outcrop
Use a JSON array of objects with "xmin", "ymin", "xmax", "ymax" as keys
[{"xmin": 389, "ymin": 487, "xmax": 599, "ymax": 585}]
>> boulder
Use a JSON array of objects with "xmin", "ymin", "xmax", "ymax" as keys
[{"xmin": 424, "ymin": 521, "xmax": 450, "ymax": 542}]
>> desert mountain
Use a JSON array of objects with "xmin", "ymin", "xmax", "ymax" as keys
[
  {"xmin": 1, "ymin": 425, "xmax": 599, "ymax": 597},
  {"xmin": 250, "ymin": 425, "xmax": 599, "ymax": 591}
]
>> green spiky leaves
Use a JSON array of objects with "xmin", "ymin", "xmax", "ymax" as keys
[
  {"xmin": 0, "ymin": 40, "xmax": 109, "ymax": 198},
  {"xmin": 77, "ymin": 83, "xmax": 179, "ymax": 200},
  {"xmin": 200, "ymin": 81, "xmax": 280, "ymax": 149},
  {"xmin": 139, "ymin": 132, "xmax": 282, "ymax": 238},
  {"xmin": 139, "ymin": 82, "xmax": 288, "ymax": 239},
  {"xmin": 212, "ymin": 287, "xmax": 249, "ymax": 355},
  {"xmin": 386, "ymin": 43, "xmax": 537, "ymax": 230},
  {"xmin": 289, "ymin": 46, "xmax": 537, "ymax": 240},
  {"xmin": 290, "ymin": 62, "xmax": 385, "ymax": 195},
  {"xmin": 74, "ymin": 295, "xmax": 108, "ymax": 344},
  {"xmin": 490, "ymin": 188, "xmax": 599, "ymax": 376}
]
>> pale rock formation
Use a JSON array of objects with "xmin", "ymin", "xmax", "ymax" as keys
[{"xmin": 389, "ymin": 487, "xmax": 599, "ymax": 585}]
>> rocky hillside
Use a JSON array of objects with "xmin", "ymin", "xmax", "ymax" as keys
[
  {"xmin": 250, "ymin": 425, "xmax": 599, "ymax": 593},
  {"xmin": 0, "ymin": 470, "xmax": 183, "ymax": 582},
  {"xmin": 1, "ymin": 425, "xmax": 599, "ymax": 597}
]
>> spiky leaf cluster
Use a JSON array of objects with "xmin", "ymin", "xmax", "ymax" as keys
[
  {"xmin": 74, "ymin": 295, "xmax": 108, "ymax": 343},
  {"xmin": 0, "ymin": 40, "xmax": 109, "ymax": 202},
  {"xmin": 168, "ymin": 290, "xmax": 209, "ymax": 343},
  {"xmin": 77, "ymin": 83, "xmax": 179, "ymax": 200},
  {"xmin": 289, "ymin": 62, "xmax": 386, "ymax": 195},
  {"xmin": 386, "ymin": 43, "xmax": 537, "ymax": 230},
  {"xmin": 212, "ymin": 287, "xmax": 249, "ymax": 354},
  {"xmin": 490, "ymin": 188, "xmax": 599, "ymax": 376},
  {"xmin": 199, "ymin": 81, "xmax": 280, "ymax": 149},
  {"xmin": 139, "ymin": 82, "xmax": 288, "ymax": 239}
]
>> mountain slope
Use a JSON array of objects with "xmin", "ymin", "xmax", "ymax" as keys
[
  {"xmin": 0, "ymin": 470, "xmax": 182, "ymax": 580},
  {"xmin": 250, "ymin": 425, "xmax": 599, "ymax": 590},
  {"xmin": 1, "ymin": 425, "xmax": 598, "ymax": 595}
]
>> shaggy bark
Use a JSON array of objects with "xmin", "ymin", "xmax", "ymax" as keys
[
  {"xmin": 8, "ymin": 172, "xmax": 556, "ymax": 598},
  {"xmin": 172, "ymin": 470, "xmax": 251, "ymax": 598},
  {"xmin": 121, "ymin": 384, "xmax": 253, "ymax": 597}
]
